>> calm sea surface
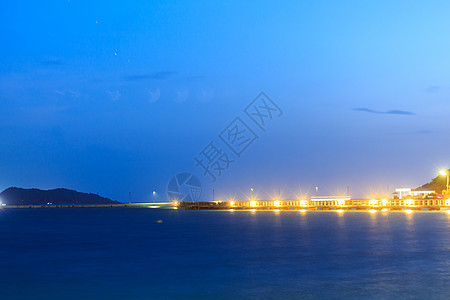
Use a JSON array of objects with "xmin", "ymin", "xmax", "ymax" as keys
[{"xmin": 0, "ymin": 208, "xmax": 449, "ymax": 299}]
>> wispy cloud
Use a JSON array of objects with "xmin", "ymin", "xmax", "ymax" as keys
[
  {"xmin": 124, "ymin": 71, "xmax": 177, "ymax": 81},
  {"xmin": 353, "ymin": 108, "xmax": 414, "ymax": 115},
  {"xmin": 425, "ymin": 85, "xmax": 450, "ymax": 93},
  {"xmin": 426, "ymin": 86, "xmax": 441, "ymax": 93}
]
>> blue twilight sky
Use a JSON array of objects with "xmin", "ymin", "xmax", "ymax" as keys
[{"xmin": 1, "ymin": 0, "xmax": 450, "ymax": 202}]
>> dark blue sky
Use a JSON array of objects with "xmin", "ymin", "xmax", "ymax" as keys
[{"xmin": 1, "ymin": 1, "xmax": 450, "ymax": 202}]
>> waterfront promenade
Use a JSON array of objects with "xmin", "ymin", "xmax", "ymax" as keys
[
  {"xmin": 0, "ymin": 203, "xmax": 173, "ymax": 209},
  {"xmin": 3, "ymin": 198, "xmax": 450, "ymax": 212},
  {"xmin": 179, "ymin": 198, "xmax": 450, "ymax": 211}
]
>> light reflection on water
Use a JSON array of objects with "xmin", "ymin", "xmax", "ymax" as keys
[{"xmin": 0, "ymin": 209, "xmax": 449, "ymax": 299}]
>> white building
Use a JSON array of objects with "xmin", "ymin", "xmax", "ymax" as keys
[{"xmin": 394, "ymin": 186, "xmax": 435, "ymax": 199}]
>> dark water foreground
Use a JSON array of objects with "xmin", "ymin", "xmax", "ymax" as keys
[{"xmin": 0, "ymin": 208, "xmax": 449, "ymax": 299}]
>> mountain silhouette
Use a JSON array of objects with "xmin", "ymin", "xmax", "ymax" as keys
[{"xmin": 0, "ymin": 187, "xmax": 120, "ymax": 205}]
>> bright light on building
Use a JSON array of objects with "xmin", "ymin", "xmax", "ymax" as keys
[
  {"xmin": 445, "ymin": 199, "xmax": 450, "ymax": 206},
  {"xmin": 299, "ymin": 200, "xmax": 308, "ymax": 207},
  {"xmin": 172, "ymin": 201, "xmax": 179, "ymax": 206},
  {"xmin": 445, "ymin": 210, "xmax": 450, "ymax": 215},
  {"xmin": 368, "ymin": 199, "xmax": 378, "ymax": 207},
  {"xmin": 404, "ymin": 209, "xmax": 414, "ymax": 214},
  {"xmin": 229, "ymin": 201, "xmax": 235, "ymax": 207},
  {"xmin": 250, "ymin": 200, "xmax": 257, "ymax": 207},
  {"xmin": 440, "ymin": 170, "xmax": 448, "ymax": 176},
  {"xmin": 381, "ymin": 199, "xmax": 388, "ymax": 206},
  {"xmin": 405, "ymin": 199, "xmax": 414, "ymax": 206},
  {"xmin": 273, "ymin": 200, "xmax": 281, "ymax": 207},
  {"xmin": 338, "ymin": 199, "xmax": 346, "ymax": 206}
]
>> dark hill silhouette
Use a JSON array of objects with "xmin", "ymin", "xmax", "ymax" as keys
[
  {"xmin": 0, "ymin": 187, "xmax": 120, "ymax": 205},
  {"xmin": 420, "ymin": 169, "xmax": 450, "ymax": 194}
]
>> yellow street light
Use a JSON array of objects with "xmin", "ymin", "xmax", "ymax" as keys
[{"xmin": 440, "ymin": 170, "xmax": 449, "ymax": 196}]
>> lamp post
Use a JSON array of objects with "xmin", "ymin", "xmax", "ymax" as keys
[
  {"xmin": 440, "ymin": 170, "xmax": 449, "ymax": 197},
  {"xmin": 153, "ymin": 191, "xmax": 156, "ymax": 203},
  {"xmin": 251, "ymin": 188, "xmax": 254, "ymax": 200}
]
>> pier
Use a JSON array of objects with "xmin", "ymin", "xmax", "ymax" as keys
[
  {"xmin": 3, "ymin": 198, "xmax": 450, "ymax": 212},
  {"xmin": 0, "ymin": 202, "xmax": 173, "ymax": 209},
  {"xmin": 178, "ymin": 198, "xmax": 450, "ymax": 211}
]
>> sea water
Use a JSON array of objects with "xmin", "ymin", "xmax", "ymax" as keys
[{"xmin": 0, "ymin": 208, "xmax": 449, "ymax": 299}]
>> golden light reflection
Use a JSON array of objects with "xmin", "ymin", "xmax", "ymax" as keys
[
  {"xmin": 445, "ymin": 210, "xmax": 450, "ymax": 215},
  {"xmin": 299, "ymin": 209, "xmax": 307, "ymax": 213},
  {"xmin": 229, "ymin": 209, "xmax": 234, "ymax": 212},
  {"xmin": 250, "ymin": 209, "xmax": 256, "ymax": 212},
  {"xmin": 273, "ymin": 209, "xmax": 280, "ymax": 213},
  {"xmin": 369, "ymin": 209, "xmax": 377, "ymax": 214},
  {"xmin": 336, "ymin": 209, "xmax": 344, "ymax": 213},
  {"xmin": 404, "ymin": 209, "xmax": 414, "ymax": 214},
  {"xmin": 381, "ymin": 208, "xmax": 389, "ymax": 212}
]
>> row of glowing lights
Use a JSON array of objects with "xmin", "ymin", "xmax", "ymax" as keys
[
  {"xmin": 227, "ymin": 198, "xmax": 444, "ymax": 207},
  {"xmin": 172, "ymin": 201, "xmax": 450, "ymax": 215},
  {"xmin": 226, "ymin": 208, "xmax": 450, "ymax": 215}
]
